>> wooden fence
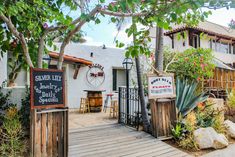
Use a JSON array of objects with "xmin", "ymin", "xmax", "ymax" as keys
[
  {"xmin": 204, "ymin": 68, "xmax": 235, "ymax": 99},
  {"xmin": 30, "ymin": 108, "xmax": 68, "ymax": 157}
]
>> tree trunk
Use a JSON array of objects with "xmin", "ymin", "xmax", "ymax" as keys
[
  {"xmin": 132, "ymin": 16, "xmax": 151, "ymax": 133},
  {"xmin": 135, "ymin": 57, "xmax": 151, "ymax": 132},
  {"xmin": 155, "ymin": 27, "xmax": 164, "ymax": 71}
]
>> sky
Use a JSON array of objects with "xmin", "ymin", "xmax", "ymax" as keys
[{"xmin": 81, "ymin": 7, "xmax": 235, "ymax": 47}]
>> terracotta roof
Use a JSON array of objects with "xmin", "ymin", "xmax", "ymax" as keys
[
  {"xmin": 164, "ymin": 21, "xmax": 235, "ymax": 41},
  {"xmin": 49, "ymin": 52, "xmax": 92, "ymax": 66}
]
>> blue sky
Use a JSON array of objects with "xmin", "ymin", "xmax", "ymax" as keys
[{"xmin": 81, "ymin": 7, "xmax": 235, "ymax": 47}]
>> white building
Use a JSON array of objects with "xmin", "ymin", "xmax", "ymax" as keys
[
  {"xmin": 0, "ymin": 44, "xmax": 132, "ymax": 109},
  {"xmin": 150, "ymin": 21, "xmax": 235, "ymax": 65},
  {"xmin": 48, "ymin": 44, "xmax": 129, "ymax": 109}
]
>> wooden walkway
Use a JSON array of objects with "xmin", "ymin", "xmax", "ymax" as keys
[{"xmin": 69, "ymin": 124, "xmax": 191, "ymax": 157}]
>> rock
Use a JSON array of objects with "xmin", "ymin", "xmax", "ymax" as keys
[
  {"xmin": 208, "ymin": 98, "xmax": 224, "ymax": 122},
  {"xmin": 193, "ymin": 127, "xmax": 228, "ymax": 149},
  {"xmin": 224, "ymin": 120, "xmax": 235, "ymax": 138}
]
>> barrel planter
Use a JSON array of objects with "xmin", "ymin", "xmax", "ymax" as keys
[{"xmin": 87, "ymin": 91, "xmax": 103, "ymax": 112}]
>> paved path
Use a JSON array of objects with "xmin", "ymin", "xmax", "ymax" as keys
[
  {"xmin": 202, "ymin": 144, "xmax": 235, "ymax": 157},
  {"xmin": 69, "ymin": 111, "xmax": 117, "ymax": 129},
  {"xmin": 69, "ymin": 123, "xmax": 191, "ymax": 157}
]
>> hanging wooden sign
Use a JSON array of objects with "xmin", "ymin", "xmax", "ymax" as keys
[
  {"xmin": 148, "ymin": 73, "xmax": 176, "ymax": 99},
  {"xmin": 30, "ymin": 68, "xmax": 65, "ymax": 109}
]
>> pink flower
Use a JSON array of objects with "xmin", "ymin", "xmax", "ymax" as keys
[
  {"xmin": 43, "ymin": 23, "xmax": 48, "ymax": 29},
  {"xmin": 197, "ymin": 77, "xmax": 201, "ymax": 81},
  {"xmin": 200, "ymin": 64, "xmax": 205, "ymax": 70}
]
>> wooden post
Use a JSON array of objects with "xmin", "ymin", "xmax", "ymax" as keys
[
  {"xmin": 150, "ymin": 98, "xmax": 177, "ymax": 138},
  {"xmin": 30, "ymin": 108, "xmax": 68, "ymax": 157}
]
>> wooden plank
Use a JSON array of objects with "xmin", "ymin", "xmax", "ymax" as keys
[
  {"xmin": 142, "ymin": 147, "xmax": 178, "ymax": 157},
  {"xmin": 30, "ymin": 109, "xmax": 36, "ymax": 157},
  {"xmin": 64, "ymin": 110, "xmax": 68, "ymax": 157},
  {"xmin": 70, "ymin": 135, "xmax": 153, "ymax": 151},
  {"xmin": 70, "ymin": 136, "xmax": 158, "ymax": 155},
  {"xmin": 35, "ymin": 113, "xmax": 41, "ymax": 157},
  {"xmin": 122, "ymin": 144, "xmax": 171, "ymax": 157},
  {"xmin": 69, "ymin": 132, "xmax": 148, "ymax": 146},
  {"xmin": 47, "ymin": 112, "xmax": 53, "ymax": 157},
  {"xmin": 58, "ymin": 112, "xmax": 63, "ymax": 157},
  {"xmin": 74, "ymin": 139, "xmax": 161, "ymax": 156},
  {"xmin": 52, "ymin": 112, "xmax": 58, "ymax": 157},
  {"xmin": 41, "ymin": 113, "xmax": 47, "ymax": 157}
]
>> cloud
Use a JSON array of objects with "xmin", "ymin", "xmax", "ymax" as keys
[
  {"xmin": 83, "ymin": 36, "xmax": 103, "ymax": 46},
  {"xmin": 112, "ymin": 24, "xmax": 132, "ymax": 46}
]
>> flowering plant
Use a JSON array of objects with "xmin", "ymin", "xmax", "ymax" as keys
[{"xmin": 165, "ymin": 48, "xmax": 215, "ymax": 82}]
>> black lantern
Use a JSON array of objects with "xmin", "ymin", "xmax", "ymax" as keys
[
  {"xmin": 122, "ymin": 58, "xmax": 133, "ymax": 70},
  {"xmin": 122, "ymin": 58, "xmax": 133, "ymax": 123}
]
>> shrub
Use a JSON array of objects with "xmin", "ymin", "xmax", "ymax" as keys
[
  {"xmin": 228, "ymin": 89, "xmax": 235, "ymax": 109},
  {"xmin": 176, "ymin": 78, "xmax": 208, "ymax": 117},
  {"xmin": 0, "ymin": 107, "xmax": 26, "ymax": 156},
  {"xmin": 196, "ymin": 100, "xmax": 226, "ymax": 134},
  {"xmin": 0, "ymin": 83, "xmax": 16, "ymax": 125},
  {"xmin": 172, "ymin": 100, "xmax": 225, "ymax": 150},
  {"xmin": 19, "ymin": 88, "xmax": 30, "ymax": 131},
  {"xmin": 164, "ymin": 48, "xmax": 215, "ymax": 82},
  {"xmin": 171, "ymin": 117, "xmax": 199, "ymax": 150}
]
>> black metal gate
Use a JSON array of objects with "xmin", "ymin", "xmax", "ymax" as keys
[{"xmin": 118, "ymin": 87, "xmax": 141, "ymax": 130}]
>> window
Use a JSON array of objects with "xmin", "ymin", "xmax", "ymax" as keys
[
  {"xmin": 112, "ymin": 69, "xmax": 126, "ymax": 91},
  {"xmin": 233, "ymin": 45, "xmax": 235, "ymax": 55},
  {"xmin": 219, "ymin": 42, "xmax": 229, "ymax": 53},
  {"xmin": 209, "ymin": 39, "xmax": 233, "ymax": 54},
  {"xmin": 190, "ymin": 34, "xmax": 200, "ymax": 48},
  {"xmin": 209, "ymin": 39, "xmax": 217, "ymax": 51},
  {"xmin": 229, "ymin": 44, "xmax": 232, "ymax": 54}
]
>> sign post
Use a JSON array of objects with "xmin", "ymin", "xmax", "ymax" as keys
[
  {"xmin": 30, "ymin": 68, "xmax": 68, "ymax": 157},
  {"xmin": 148, "ymin": 73, "xmax": 177, "ymax": 138}
]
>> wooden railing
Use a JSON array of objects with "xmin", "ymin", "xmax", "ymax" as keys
[
  {"xmin": 204, "ymin": 68, "xmax": 235, "ymax": 99},
  {"xmin": 205, "ymin": 68, "xmax": 235, "ymax": 91}
]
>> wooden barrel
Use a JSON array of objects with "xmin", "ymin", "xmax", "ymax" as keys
[{"xmin": 87, "ymin": 91, "xmax": 103, "ymax": 112}]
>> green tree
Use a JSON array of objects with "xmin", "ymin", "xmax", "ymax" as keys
[{"xmin": 1, "ymin": 0, "xmax": 232, "ymax": 132}]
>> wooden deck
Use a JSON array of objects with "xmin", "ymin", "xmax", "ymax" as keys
[{"xmin": 69, "ymin": 123, "xmax": 191, "ymax": 157}]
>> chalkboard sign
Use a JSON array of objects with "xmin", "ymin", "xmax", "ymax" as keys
[{"xmin": 30, "ymin": 68, "xmax": 65, "ymax": 109}]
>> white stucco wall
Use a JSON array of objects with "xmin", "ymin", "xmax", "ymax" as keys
[
  {"xmin": 0, "ymin": 53, "xmax": 8, "ymax": 85},
  {"xmin": 52, "ymin": 43, "xmax": 128, "ymax": 109},
  {"xmin": 149, "ymin": 28, "xmax": 190, "ymax": 52},
  {"xmin": 1, "ymin": 87, "xmax": 27, "ymax": 109}
]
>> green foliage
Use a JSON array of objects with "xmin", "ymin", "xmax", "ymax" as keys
[
  {"xmin": 0, "ymin": 83, "xmax": 16, "ymax": 123},
  {"xmin": 228, "ymin": 19, "xmax": 235, "ymax": 29},
  {"xmin": 172, "ymin": 99, "xmax": 226, "ymax": 150},
  {"xmin": 171, "ymin": 122, "xmax": 185, "ymax": 141},
  {"xmin": 165, "ymin": 48, "xmax": 215, "ymax": 82},
  {"xmin": 19, "ymin": 88, "xmax": 30, "ymax": 132},
  {"xmin": 196, "ymin": 100, "xmax": 226, "ymax": 133},
  {"xmin": 0, "ymin": 107, "xmax": 26, "ymax": 156},
  {"xmin": 176, "ymin": 78, "xmax": 208, "ymax": 117},
  {"xmin": 171, "ymin": 115, "xmax": 199, "ymax": 150},
  {"xmin": 228, "ymin": 89, "xmax": 235, "ymax": 108},
  {"xmin": 0, "ymin": 0, "xmax": 79, "ymax": 68},
  {"xmin": 178, "ymin": 133, "xmax": 199, "ymax": 150}
]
